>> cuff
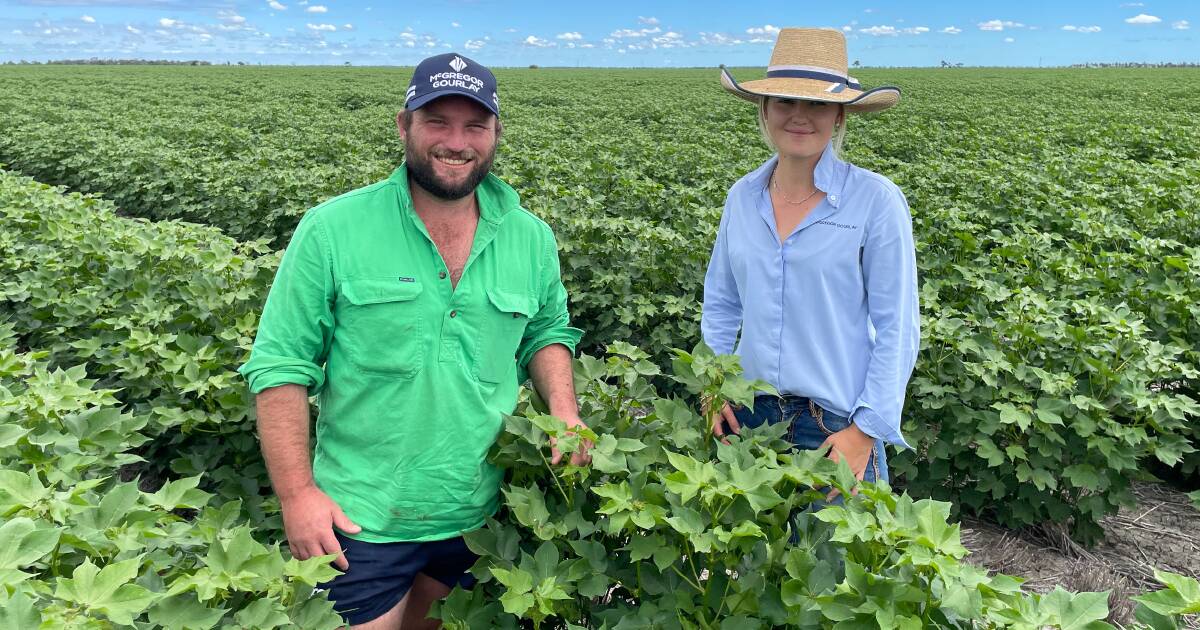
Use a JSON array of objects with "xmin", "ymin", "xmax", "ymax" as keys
[
  {"xmin": 238, "ymin": 354, "xmax": 326, "ymax": 395},
  {"xmin": 516, "ymin": 327, "xmax": 584, "ymax": 383},
  {"xmin": 849, "ymin": 404, "xmax": 913, "ymax": 450}
]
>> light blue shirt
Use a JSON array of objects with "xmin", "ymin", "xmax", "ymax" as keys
[{"xmin": 702, "ymin": 144, "xmax": 919, "ymax": 449}]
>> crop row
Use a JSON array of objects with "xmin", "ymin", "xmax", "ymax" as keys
[
  {"xmin": 0, "ymin": 66, "xmax": 1197, "ymax": 539},
  {"xmin": 4, "ymin": 171, "xmax": 1200, "ymax": 628}
]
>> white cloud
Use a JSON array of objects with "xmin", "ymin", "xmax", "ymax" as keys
[
  {"xmin": 1120, "ymin": 2, "xmax": 1144, "ymax": 6},
  {"xmin": 451, "ymin": 21, "xmax": 460, "ymax": 27},
  {"xmin": 505, "ymin": 27, "xmax": 517, "ymax": 33},
  {"xmin": 1062, "ymin": 25, "xmax": 1102, "ymax": 33},
  {"xmin": 159, "ymin": 18, "xmax": 178, "ymax": 28},
  {"xmin": 978, "ymin": 19, "xmax": 1024, "ymax": 31},
  {"xmin": 464, "ymin": 38, "xmax": 485, "ymax": 50},
  {"xmin": 1124, "ymin": 14, "xmax": 1161, "ymax": 24},
  {"xmin": 858, "ymin": 25, "xmax": 927, "ymax": 36},
  {"xmin": 698, "ymin": 31, "xmax": 742, "ymax": 45},
  {"xmin": 638, "ymin": 16, "xmax": 659, "ymax": 25},
  {"xmin": 1174, "ymin": 20, "xmax": 1190, "ymax": 30},
  {"xmin": 579, "ymin": 42, "xmax": 595, "ymax": 48},
  {"xmin": 745, "ymin": 24, "xmax": 781, "ymax": 36},
  {"xmin": 126, "ymin": 25, "xmax": 141, "ymax": 34},
  {"xmin": 1004, "ymin": 36, "xmax": 1015, "ymax": 42},
  {"xmin": 842, "ymin": 25, "xmax": 852, "ymax": 32},
  {"xmin": 651, "ymin": 31, "xmax": 686, "ymax": 47},
  {"xmin": 269, "ymin": 0, "xmax": 287, "ymax": 9},
  {"xmin": 860, "ymin": 25, "xmax": 898, "ymax": 36},
  {"xmin": 81, "ymin": 15, "xmax": 95, "ymax": 23},
  {"xmin": 221, "ymin": 12, "xmax": 246, "ymax": 24},
  {"xmin": 306, "ymin": 5, "xmax": 328, "ymax": 13},
  {"xmin": 524, "ymin": 35, "xmax": 555, "ymax": 47},
  {"xmin": 611, "ymin": 26, "xmax": 660, "ymax": 38},
  {"xmin": 556, "ymin": 31, "xmax": 582, "ymax": 40},
  {"xmin": 940, "ymin": 26, "xmax": 962, "ymax": 34},
  {"xmin": 343, "ymin": 23, "xmax": 353, "ymax": 30},
  {"xmin": 307, "ymin": 23, "xmax": 336, "ymax": 31}
]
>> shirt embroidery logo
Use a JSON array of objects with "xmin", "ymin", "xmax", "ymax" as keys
[
  {"xmin": 817, "ymin": 220, "xmax": 858, "ymax": 230},
  {"xmin": 398, "ymin": 277, "xmax": 415, "ymax": 283},
  {"xmin": 449, "ymin": 56, "xmax": 467, "ymax": 72}
]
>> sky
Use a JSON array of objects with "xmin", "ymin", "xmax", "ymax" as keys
[{"xmin": 0, "ymin": 0, "xmax": 1195, "ymax": 67}]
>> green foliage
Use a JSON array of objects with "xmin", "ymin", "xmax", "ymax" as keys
[
  {"xmin": 0, "ymin": 322, "xmax": 343, "ymax": 628},
  {"xmin": 1, "ymin": 67, "xmax": 1196, "ymax": 539},
  {"xmin": 0, "ymin": 170, "xmax": 279, "ymax": 521},
  {"xmin": 434, "ymin": 344, "xmax": 1119, "ymax": 629},
  {"xmin": 2, "ymin": 66, "xmax": 1199, "ymax": 627},
  {"xmin": 1131, "ymin": 570, "xmax": 1200, "ymax": 628}
]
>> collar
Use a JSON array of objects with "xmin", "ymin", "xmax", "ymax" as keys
[
  {"xmin": 388, "ymin": 163, "xmax": 521, "ymax": 224},
  {"xmin": 749, "ymin": 143, "xmax": 849, "ymax": 208}
]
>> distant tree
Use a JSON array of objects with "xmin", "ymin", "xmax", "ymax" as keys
[{"xmin": 852, "ymin": 60, "xmax": 860, "ymax": 68}]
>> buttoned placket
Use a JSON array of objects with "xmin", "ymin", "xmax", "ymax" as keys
[
  {"xmin": 758, "ymin": 175, "xmax": 843, "ymax": 391},
  {"xmin": 403, "ymin": 200, "xmax": 502, "ymax": 367}
]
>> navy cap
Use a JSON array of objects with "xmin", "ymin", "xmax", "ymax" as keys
[{"xmin": 405, "ymin": 53, "xmax": 499, "ymax": 117}]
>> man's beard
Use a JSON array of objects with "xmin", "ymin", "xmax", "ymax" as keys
[{"xmin": 405, "ymin": 141, "xmax": 496, "ymax": 201}]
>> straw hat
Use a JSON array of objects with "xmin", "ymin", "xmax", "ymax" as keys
[{"xmin": 721, "ymin": 28, "xmax": 899, "ymax": 113}]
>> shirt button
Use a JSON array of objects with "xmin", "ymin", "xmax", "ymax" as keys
[
  {"xmin": 449, "ymin": 310, "xmax": 457, "ymax": 318},
  {"xmin": 829, "ymin": 195, "xmax": 838, "ymax": 202},
  {"xmin": 512, "ymin": 313, "xmax": 520, "ymax": 318},
  {"xmin": 439, "ymin": 271, "xmax": 447, "ymax": 279}
]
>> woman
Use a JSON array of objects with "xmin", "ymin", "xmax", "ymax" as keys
[{"xmin": 702, "ymin": 28, "xmax": 919, "ymax": 488}]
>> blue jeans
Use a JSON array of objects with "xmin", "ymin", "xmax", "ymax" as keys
[{"xmin": 731, "ymin": 394, "xmax": 889, "ymax": 484}]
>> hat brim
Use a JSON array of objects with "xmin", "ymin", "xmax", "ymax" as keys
[
  {"xmin": 406, "ymin": 89, "xmax": 500, "ymax": 117},
  {"xmin": 720, "ymin": 68, "xmax": 899, "ymax": 114}
]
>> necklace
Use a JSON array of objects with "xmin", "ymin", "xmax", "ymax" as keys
[{"xmin": 771, "ymin": 174, "xmax": 820, "ymax": 206}]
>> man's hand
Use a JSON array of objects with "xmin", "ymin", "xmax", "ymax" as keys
[
  {"xmin": 550, "ymin": 416, "xmax": 593, "ymax": 466},
  {"xmin": 705, "ymin": 400, "xmax": 741, "ymax": 444},
  {"xmin": 280, "ymin": 485, "xmax": 362, "ymax": 570},
  {"xmin": 820, "ymin": 423, "xmax": 876, "ymax": 500}
]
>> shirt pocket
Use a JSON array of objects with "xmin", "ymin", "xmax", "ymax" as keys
[
  {"xmin": 477, "ymin": 287, "xmax": 538, "ymax": 384},
  {"xmin": 338, "ymin": 278, "xmax": 425, "ymax": 378}
]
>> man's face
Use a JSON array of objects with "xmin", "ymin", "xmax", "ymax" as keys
[{"xmin": 399, "ymin": 95, "xmax": 499, "ymax": 201}]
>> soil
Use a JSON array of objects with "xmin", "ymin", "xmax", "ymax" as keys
[{"xmin": 962, "ymin": 482, "xmax": 1200, "ymax": 628}]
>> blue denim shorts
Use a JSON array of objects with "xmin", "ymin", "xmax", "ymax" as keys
[
  {"xmin": 320, "ymin": 531, "xmax": 477, "ymax": 625},
  {"xmin": 730, "ymin": 394, "xmax": 889, "ymax": 484}
]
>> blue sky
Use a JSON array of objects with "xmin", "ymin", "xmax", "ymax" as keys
[{"xmin": 0, "ymin": 0, "xmax": 1195, "ymax": 66}]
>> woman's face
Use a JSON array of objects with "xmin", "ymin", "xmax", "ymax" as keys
[{"xmin": 763, "ymin": 97, "xmax": 842, "ymax": 161}]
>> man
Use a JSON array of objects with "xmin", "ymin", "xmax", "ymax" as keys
[{"xmin": 239, "ymin": 53, "xmax": 590, "ymax": 629}]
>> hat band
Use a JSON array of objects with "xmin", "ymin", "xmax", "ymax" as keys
[{"xmin": 765, "ymin": 68, "xmax": 861, "ymax": 90}]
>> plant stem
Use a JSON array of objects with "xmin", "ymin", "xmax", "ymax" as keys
[
  {"xmin": 670, "ymin": 564, "xmax": 703, "ymax": 592},
  {"xmin": 538, "ymin": 448, "xmax": 572, "ymax": 508}
]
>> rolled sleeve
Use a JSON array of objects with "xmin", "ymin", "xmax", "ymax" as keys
[
  {"xmin": 516, "ymin": 230, "xmax": 583, "ymax": 378},
  {"xmin": 238, "ymin": 211, "xmax": 335, "ymax": 395},
  {"xmin": 851, "ymin": 186, "xmax": 920, "ymax": 450},
  {"xmin": 701, "ymin": 200, "xmax": 743, "ymax": 356}
]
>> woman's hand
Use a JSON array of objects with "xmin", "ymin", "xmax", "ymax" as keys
[
  {"xmin": 704, "ymin": 400, "xmax": 741, "ymax": 444},
  {"xmin": 820, "ymin": 423, "xmax": 875, "ymax": 500}
]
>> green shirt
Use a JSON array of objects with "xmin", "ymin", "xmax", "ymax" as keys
[{"xmin": 239, "ymin": 165, "xmax": 582, "ymax": 543}]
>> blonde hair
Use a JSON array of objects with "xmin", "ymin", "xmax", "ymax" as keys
[{"xmin": 757, "ymin": 97, "xmax": 846, "ymax": 157}]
